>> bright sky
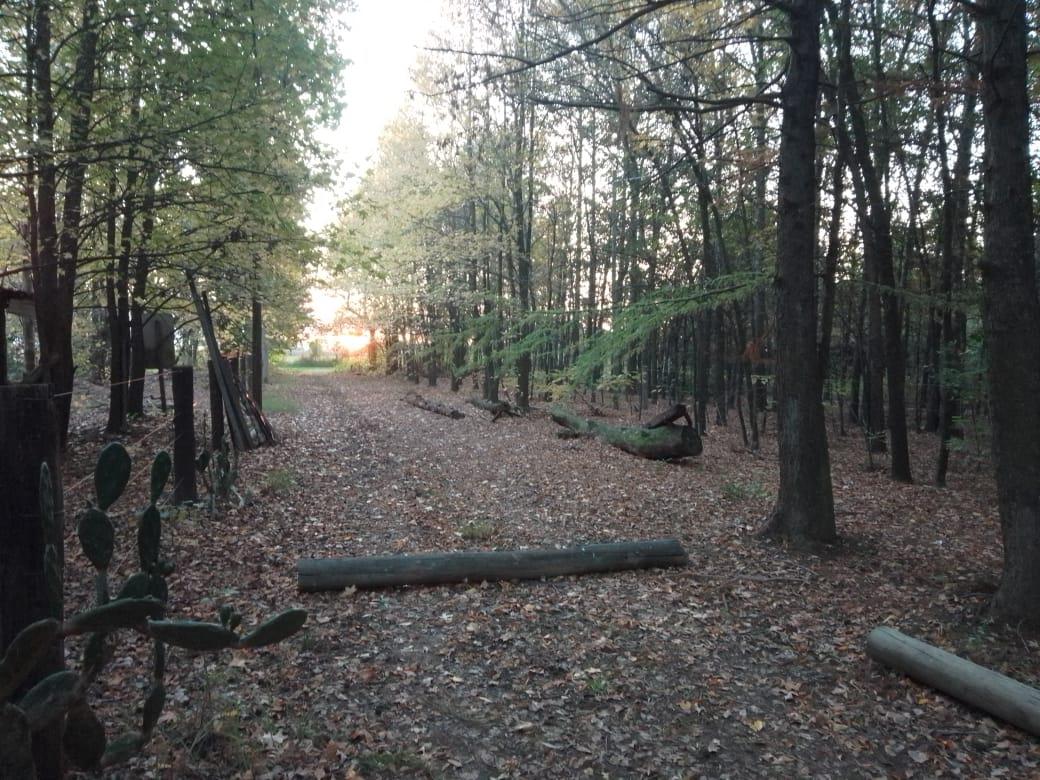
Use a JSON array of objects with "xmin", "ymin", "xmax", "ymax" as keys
[
  {"xmin": 306, "ymin": 0, "xmax": 445, "ymax": 327},
  {"xmin": 306, "ymin": 0, "xmax": 444, "ymax": 235}
]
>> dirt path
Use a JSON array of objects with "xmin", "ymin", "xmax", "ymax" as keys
[{"xmin": 63, "ymin": 370, "xmax": 1039, "ymax": 778}]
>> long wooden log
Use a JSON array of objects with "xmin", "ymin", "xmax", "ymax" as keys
[
  {"xmin": 551, "ymin": 406, "xmax": 702, "ymax": 460},
  {"xmin": 298, "ymin": 538, "xmax": 689, "ymax": 591},
  {"xmin": 866, "ymin": 627, "xmax": 1040, "ymax": 736},
  {"xmin": 404, "ymin": 391, "xmax": 464, "ymax": 419}
]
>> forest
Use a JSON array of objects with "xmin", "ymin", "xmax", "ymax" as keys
[{"xmin": 1, "ymin": 0, "xmax": 1039, "ymax": 776}]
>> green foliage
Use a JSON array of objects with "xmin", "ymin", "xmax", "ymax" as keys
[
  {"xmin": 721, "ymin": 480, "xmax": 770, "ymax": 502},
  {"xmin": 458, "ymin": 518, "xmax": 497, "ymax": 542},
  {"xmin": 262, "ymin": 467, "xmax": 297, "ymax": 495},
  {"xmin": 0, "ymin": 445, "xmax": 307, "ymax": 774},
  {"xmin": 199, "ymin": 437, "xmax": 242, "ymax": 516}
]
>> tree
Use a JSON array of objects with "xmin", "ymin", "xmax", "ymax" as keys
[
  {"xmin": 759, "ymin": 0, "xmax": 836, "ymax": 545},
  {"xmin": 976, "ymin": 0, "xmax": 1040, "ymax": 628}
]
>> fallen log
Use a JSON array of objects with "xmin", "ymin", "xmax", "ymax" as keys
[
  {"xmin": 298, "ymin": 538, "xmax": 689, "ymax": 591},
  {"xmin": 866, "ymin": 626, "xmax": 1040, "ymax": 737},
  {"xmin": 644, "ymin": 403, "xmax": 694, "ymax": 430},
  {"xmin": 404, "ymin": 391, "xmax": 465, "ymax": 419},
  {"xmin": 550, "ymin": 406, "xmax": 702, "ymax": 460},
  {"xmin": 468, "ymin": 396, "xmax": 518, "ymax": 421}
]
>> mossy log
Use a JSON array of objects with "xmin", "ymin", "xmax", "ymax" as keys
[
  {"xmin": 866, "ymin": 627, "xmax": 1040, "ymax": 736},
  {"xmin": 404, "ymin": 391, "xmax": 465, "ymax": 419},
  {"xmin": 468, "ymin": 397, "xmax": 518, "ymax": 421},
  {"xmin": 298, "ymin": 538, "xmax": 689, "ymax": 590},
  {"xmin": 550, "ymin": 406, "xmax": 702, "ymax": 460}
]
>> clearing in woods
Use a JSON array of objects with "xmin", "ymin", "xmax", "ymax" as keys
[{"xmin": 61, "ymin": 368, "xmax": 1039, "ymax": 777}]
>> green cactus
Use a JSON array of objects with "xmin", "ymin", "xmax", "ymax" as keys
[
  {"xmin": 138, "ymin": 506, "xmax": 162, "ymax": 571},
  {"xmin": 94, "ymin": 442, "xmax": 132, "ymax": 511},
  {"xmin": 141, "ymin": 683, "xmax": 165, "ymax": 737},
  {"xmin": 238, "ymin": 609, "xmax": 309, "ymax": 649},
  {"xmin": 0, "ymin": 445, "xmax": 308, "ymax": 776},
  {"xmin": 63, "ymin": 597, "xmax": 164, "ymax": 636},
  {"xmin": 118, "ymin": 571, "xmax": 151, "ymax": 600},
  {"xmin": 19, "ymin": 670, "xmax": 80, "ymax": 732},
  {"xmin": 77, "ymin": 508, "xmax": 115, "ymax": 570},
  {"xmin": 150, "ymin": 450, "xmax": 172, "ymax": 504},
  {"xmin": 148, "ymin": 620, "xmax": 240, "ymax": 651},
  {"xmin": 100, "ymin": 731, "xmax": 144, "ymax": 769},
  {"xmin": 64, "ymin": 699, "xmax": 106, "ymax": 771},
  {"xmin": 0, "ymin": 619, "xmax": 62, "ymax": 702}
]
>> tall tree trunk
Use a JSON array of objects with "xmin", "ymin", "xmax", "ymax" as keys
[
  {"xmin": 836, "ymin": 0, "xmax": 912, "ymax": 481},
  {"xmin": 932, "ymin": 8, "xmax": 977, "ymax": 487},
  {"xmin": 760, "ymin": 0, "xmax": 836, "ymax": 545},
  {"xmin": 977, "ymin": 0, "xmax": 1040, "ymax": 628},
  {"xmin": 30, "ymin": 0, "xmax": 99, "ymax": 447}
]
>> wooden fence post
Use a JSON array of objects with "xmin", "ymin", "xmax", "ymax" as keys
[
  {"xmin": 0, "ymin": 384, "xmax": 65, "ymax": 778},
  {"xmin": 172, "ymin": 366, "xmax": 197, "ymax": 503},
  {"xmin": 208, "ymin": 359, "xmax": 224, "ymax": 451}
]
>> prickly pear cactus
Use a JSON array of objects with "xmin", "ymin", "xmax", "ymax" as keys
[{"xmin": 0, "ymin": 443, "xmax": 308, "ymax": 776}]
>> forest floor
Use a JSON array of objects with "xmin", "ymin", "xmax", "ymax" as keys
[{"xmin": 60, "ymin": 367, "xmax": 1040, "ymax": 779}]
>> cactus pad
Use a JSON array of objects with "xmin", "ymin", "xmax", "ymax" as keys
[
  {"xmin": 147, "ymin": 620, "xmax": 239, "ymax": 651},
  {"xmin": 150, "ymin": 450, "xmax": 172, "ymax": 504},
  {"xmin": 0, "ymin": 618, "xmax": 62, "ymax": 702},
  {"xmin": 19, "ymin": 670, "xmax": 80, "ymax": 732},
  {"xmin": 237, "ymin": 609, "xmax": 308, "ymax": 649},
  {"xmin": 100, "ymin": 731, "xmax": 144, "ymax": 769},
  {"xmin": 64, "ymin": 597, "xmax": 165, "ymax": 636},
  {"xmin": 95, "ymin": 442, "xmax": 131, "ymax": 511},
  {"xmin": 138, "ymin": 506, "xmax": 162, "ymax": 571},
  {"xmin": 141, "ymin": 682, "xmax": 165, "ymax": 736},
  {"xmin": 64, "ymin": 699, "xmax": 107, "ymax": 770},
  {"xmin": 78, "ymin": 508, "xmax": 115, "ymax": 570}
]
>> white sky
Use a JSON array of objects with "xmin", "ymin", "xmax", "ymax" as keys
[
  {"xmin": 306, "ymin": 0, "xmax": 445, "ymax": 235},
  {"xmin": 305, "ymin": 0, "xmax": 446, "ymax": 326}
]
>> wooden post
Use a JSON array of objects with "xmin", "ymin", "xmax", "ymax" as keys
[
  {"xmin": 208, "ymin": 359, "xmax": 224, "ymax": 451},
  {"xmin": 0, "ymin": 384, "xmax": 64, "ymax": 777},
  {"xmin": 158, "ymin": 369, "xmax": 167, "ymax": 413},
  {"xmin": 0, "ymin": 301, "xmax": 7, "ymax": 385},
  {"xmin": 171, "ymin": 366, "xmax": 197, "ymax": 502}
]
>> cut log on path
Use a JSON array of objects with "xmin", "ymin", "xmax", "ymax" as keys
[
  {"xmin": 644, "ymin": 403, "xmax": 694, "ymax": 430},
  {"xmin": 551, "ymin": 406, "xmax": 702, "ymax": 460},
  {"xmin": 404, "ymin": 391, "xmax": 465, "ymax": 419},
  {"xmin": 298, "ymin": 538, "xmax": 689, "ymax": 591},
  {"xmin": 866, "ymin": 626, "xmax": 1040, "ymax": 737},
  {"xmin": 468, "ymin": 396, "xmax": 519, "ymax": 421}
]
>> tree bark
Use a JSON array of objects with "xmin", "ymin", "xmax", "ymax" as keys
[
  {"xmin": 759, "ymin": 0, "xmax": 836, "ymax": 545},
  {"xmin": 0, "ymin": 384, "xmax": 64, "ymax": 779},
  {"xmin": 977, "ymin": 0, "xmax": 1040, "ymax": 628}
]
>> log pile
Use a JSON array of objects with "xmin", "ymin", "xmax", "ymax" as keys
[
  {"xmin": 404, "ymin": 391, "xmax": 465, "ymax": 419},
  {"xmin": 550, "ymin": 405, "xmax": 702, "ymax": 460}
]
